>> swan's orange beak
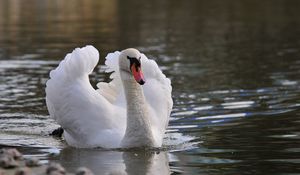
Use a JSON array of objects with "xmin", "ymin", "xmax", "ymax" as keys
[{"xmin": 131, "ymin": 64, "xmax": 145, "ymax": 85}]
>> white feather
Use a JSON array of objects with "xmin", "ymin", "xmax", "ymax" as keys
[{"xmin": 45, "ymin": 45, "xmax": 173, "ymax": 148}]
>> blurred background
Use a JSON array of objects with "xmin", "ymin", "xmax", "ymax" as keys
[{"xmin": 0, "ymin": 0, "xmax": 300, "ymax": 174}]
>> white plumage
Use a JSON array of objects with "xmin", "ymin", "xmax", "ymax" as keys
[{"xmin": 45, "ymin": 46, "xmax": 172, "ymax": 148}]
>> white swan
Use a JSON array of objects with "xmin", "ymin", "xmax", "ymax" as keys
[{"xmin": 45, "ymin": 46, "xmax": 173, "ymax": 148}]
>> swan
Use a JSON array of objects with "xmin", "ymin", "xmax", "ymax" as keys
[{"xmin": 45, "ymin": 45, "xmax": 173, "ymax": 148}]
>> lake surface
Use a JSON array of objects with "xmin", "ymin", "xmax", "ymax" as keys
[{"xmin": 1, "ymin": 0, "xmax": 300, "ymax": 174}]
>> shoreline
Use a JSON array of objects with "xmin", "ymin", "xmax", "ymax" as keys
[{"xmin": 0, "ymin": 148, "xmax": 93, "ymax": 175}]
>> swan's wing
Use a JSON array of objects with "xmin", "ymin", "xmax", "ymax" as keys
[
  {"xmin": 140, "ymin": 54, "xmax": 173, "ymax": 133},
  {"xmin": 96, "ymin": 51, "xmax": 125, "ymax": 106},
  {"xmin": 45, "ymin": 46, "xmax": 124, "ymax": 148},
  {"xmin": 97, "ymin": 51, "xmax": 173, "ymax": 136}
]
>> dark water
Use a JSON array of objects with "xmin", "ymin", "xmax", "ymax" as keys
[{"xmin": 1, "ymin": 0, "xmax": 300, "ymax": 174}]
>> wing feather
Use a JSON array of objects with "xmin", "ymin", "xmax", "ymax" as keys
[
  {"xmin": 140, "ymin": 54, "xmax": 173, "ymax": 131},
  {"xmin": 46, "ymin": 46, "xmax": 124, "ymax": 148}
]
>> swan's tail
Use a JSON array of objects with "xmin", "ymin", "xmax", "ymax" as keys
[{"xmin": 46, "ymin": 45, "xmax": 99, "ymax": 121}]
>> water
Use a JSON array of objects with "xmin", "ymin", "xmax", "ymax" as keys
[{"xmin": 1, "ymin": 0, "xmax": 300, "ymax": 174}]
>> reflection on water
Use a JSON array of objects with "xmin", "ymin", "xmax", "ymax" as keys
[
  {"xmin": 1, "ymin": 0, "xmax": 300, "ymax": 174},
  {"xmin": 51, "ymin": 148, "xmax": 170, "ymax": 175}
]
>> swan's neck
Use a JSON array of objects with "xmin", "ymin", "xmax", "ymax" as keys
[{"xmin": 120, "ymin": 70, "xmax": 155, "ymax": 147}]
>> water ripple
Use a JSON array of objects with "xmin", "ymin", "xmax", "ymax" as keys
[{"xmin": 171, "ymin": 82, "xmax": 300, "ymax": 134}]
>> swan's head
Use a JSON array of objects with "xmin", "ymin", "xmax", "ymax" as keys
[{"xmin": 119, "ymin": 48, "xmax": 145, "ymax": 85}]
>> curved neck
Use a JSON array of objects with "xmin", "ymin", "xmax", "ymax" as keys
[{"xmin": 120, "ymin": 70, "xmax": 154, "ymax": 147}]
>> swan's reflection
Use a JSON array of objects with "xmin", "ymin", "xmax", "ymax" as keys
[{"xmin": 58, "ymin": 147, "xmax": 170, "ymax": 175}]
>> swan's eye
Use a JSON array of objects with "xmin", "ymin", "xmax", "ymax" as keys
[
  {"xmin": 127, "ymin": 56, "xmax": 137, "ymax": 60},
  {"xmin": 127, "ymin": 56, "xmax": 141, "ymax": 62},
  {"xmin": 127, "ymin": 56, "xmax": 139, "ymax": 63},
  {"xmin": 127, "ymin": 56, "xmax": 141, "ymax": 71}
]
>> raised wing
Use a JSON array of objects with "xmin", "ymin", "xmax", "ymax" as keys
[
  {"xmin": 45, "ymin": 46, "xmax": 124, "ymax": 148},
  {"xmin": 140, "ymin": 54, "xmax": 173, "ymax": 132},
  {"xmin": 96, "ymin": 51, "xmax": 125, "ymax": 106}
]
